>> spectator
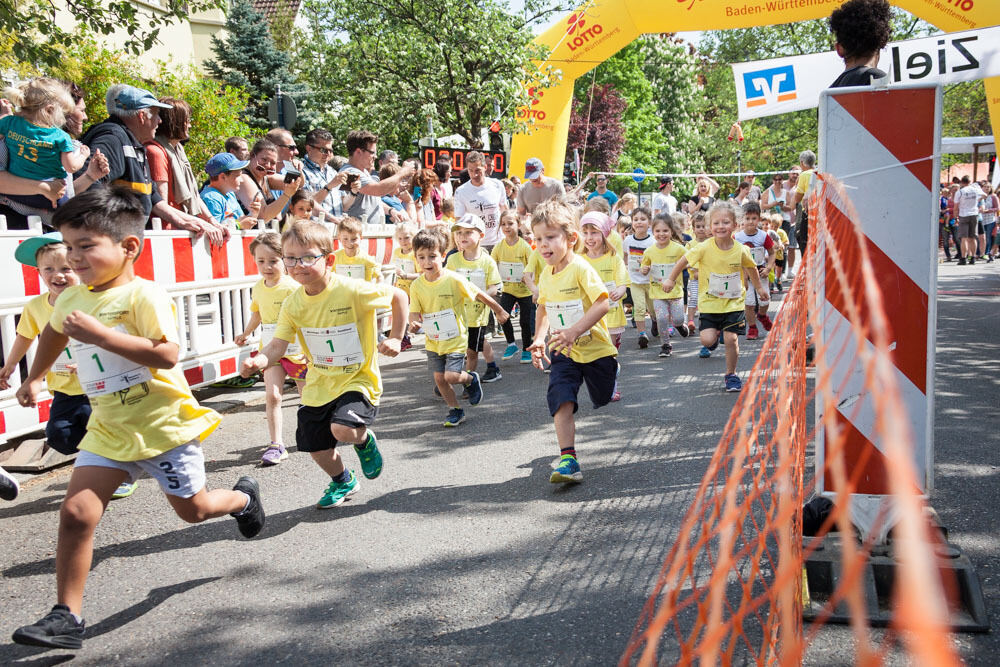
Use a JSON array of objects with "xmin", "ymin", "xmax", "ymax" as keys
[
  {"xmin": 732, "ymin": 181, "xmax": 751, "ymax": 205},
  {"xmin": 265, "ymin": 127, "xmax": 302, "ymax": 195},
  {"xmin": 652, "ymin": 176, "xmax": 678, "ymax": 216},
  {"xmin": 380, "ymin": 163, "xmax": 409, "ymax": 224},
  {"xmin": 684, "ymin": 175, "xmax": 720, "ymax": 213},
  {"xmin": 502, "ymin": 178, "xmax": 517, "ymax": 209},
  {"xmin": 980, "ymin": 182, "xmax": 997, "ymax": 262},
  {"xmin": 338, "ymin": 129, "xmax": 415, "ymax": 226},
  {"xmin": 226, "ymin": 136, "xmax": 250, "ymax": 161},
  {"xmin": 378, "ymin": 149, "xmax": 398, "ymax": 171},
  {"xmin": 453, "ymin": 150, "xmax": 507, "ymax": 251},
  {"xmin": 199, "ymin": 153, "xmax": 261, "ymax": 228},
  {"xmin": 744, "ymin": 171, "xmax": 762, "ymax": 201},
  {"xmin": 432, "ymin": 157, "xmax": 453, "ymax": 217},
  {"xmin": 829, "ymin": 0, "xmax": 891, "ymax": 87},
  {"xmin": 410, "ymin": 167, "xmax": 438, "ymax": 226},
  {"xmin": 612, "ymin": 192, "xmax": 637, "ymax": 221},
  {"xmin": 792, "ymin": 150, "xmax": 817, "ymax": 249},
  {"xmin": 300, "ymin": 128, "xmax": 348, "ymax": 224},
  {"xmin": 77, "ymin": 84, "xmax": 225, "ymax": 244},
  {"xmin": 515, "ymin": 157, "xmax": 565, "ymax": 216},
  {"xmin": 236, "ymin": 139, "xmax": 301, "ymax": 223},
  {"xmin": 587, "ymin": 173, "xmax": 618, "ymax": 208},
  {"xmin": 953, "ymin": 175, "xmax": 985, "ymax": 264},
  {"xmin": 146, "ymin": 97, "xmax": 210, "ymax": 220}
]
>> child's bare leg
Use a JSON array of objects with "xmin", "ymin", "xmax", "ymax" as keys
[
  {"xmin": 745, "ymin": 305, "xmax": 757, "ymax": 326},
  {"xmin": 700, "ymin": 328, "xmax": 719, "ymax": 349},
  {"xmin": 263, "ymin": 364, "xmax": 286, "ymax": 443},
  {"xmin": 437, "ymin": 372, "xmax": 461, "ymax": 408},
  {"xmin": 482, "ymin": 341, "xmax": 495, "ymax": 364},
  {"xmin": 330, "ymin": 423, "xmax": 367, "ymax": 446},
  {"xmin": 166, "ymin": 486, "xmax": 252, "ymax": 523},
  {"xmin": 464, "ymin": 348, "xmax": 477, "ymax": 373},
  {"xmin": 57, "ymin": 466, "xmax": 127, "ymax": 614},
  {"xmin": 310, "ymin": 448, "xmax": 346, "ymax": 477},
  {"xmin": 553, "ymin": 402, "xmax": 576, "ymax": 455},
  {"xmin": 724, "ymin": 330, "xmax": 740, "ymax": 375}
]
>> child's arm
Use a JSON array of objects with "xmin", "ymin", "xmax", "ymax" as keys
[
  {"xmin": 241, "ymin": 337, "xmax": 291, "ymax": 377},
  {"xmin": 61, "ymin": 143, "xmax": 90, "ymax": 174},
  {"xmin": 746, "ymin": 263, "xmax": 768, "ymax": 301},
  {"xmin": 528, "ymin": 304, "xmax": 550, "ymax": 369},
  {"xmin": 761, "ymin": 246, "xmax": 776, "ymax": 277},
  {"xmin": 14, "ymin": 325, "xmax": 69, "ymax": 407},
  {"xmin": 522, "ymin": 271, "xmax": 539, "ymax": 302},
  {"xmin": 547, "ymin": 296, "xmax": 609, "ymax": 356},
  {"xmin": 639, "ymin": 256, "xmax": 651, "ymax": 276},
  {"xmin": 0, "ymin": 334, "xmax": 34, "ymax": 390},
  {"xmin": 377, "ymin": 287, "xmax": 409, "ymax": 357},
  {"xmin": 661, "ymin": 256, "xmax": 690, "ymax": 294},
  {"xmin": 485, "ymin": 281, "xmax": 501, "ymax": 298},
  {"xmin": 61, "ymin": 310, "xmax": 179, "ymax": 369},
  {"xmin": 234, "ymin": 312, "xmax": 262, "ymax": 346},
  {"xmin": 475, "ymin": 291, "xmax": 510, "ymax": 325}
]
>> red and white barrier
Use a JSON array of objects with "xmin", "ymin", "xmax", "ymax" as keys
[{"xmin": 815, "ymin": 84, "xmax": 940, "ymax": 540}]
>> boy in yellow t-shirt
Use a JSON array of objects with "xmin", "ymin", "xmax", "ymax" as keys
[
  {"xmin": 410, "ymin": 228, "xmax": 508, "ymax": 427},
  {"xmin": 662, "ymin": 201, "xmax": 767, "ymax": 393},
  {"xmin": 768, "ymin": 214, "xmax": 789, "ymax": 291},
  {"xmin": 528, "ymin": 200, "xmax": 617, "ymax": 485},
  {"xmin": 333, "ymin": 216, "xmax": 381, "ymax": 282},
  {"xmin": 491, "ymin": 210, "xmax": 535, "ymax": 364},
  {"xmin": 445, "ymin": 214, "xmax": 503, "ymax": 382},
  {"xmin": 391, "ymin": 222, "xmax": 419, "ymax": 350},
  {"xmin": 1, "ymin": 234, "xmax": 91, "ymax": 461},
  {"xmin": 12, "ymin": 187, "xmax": 264, "ymax": 651},
  {"xmin": 241, "ymin": 221, "xmax": 409, "ymax": 509}
]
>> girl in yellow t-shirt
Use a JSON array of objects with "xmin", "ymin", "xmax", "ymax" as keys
[
  {"xmin": 235, "ymin": 232, "xmax": 307, "ymax": 465},
  {"xmin": 391, "ymin": 223, "xmax": 419, "ymax": 350},
  {"xmin": 491, "ymin": 210, "xmax": 535, "ymax": 364},
  {"xmin": 640, "ymin": 214, "xmax": 690, "ymax": 358}
]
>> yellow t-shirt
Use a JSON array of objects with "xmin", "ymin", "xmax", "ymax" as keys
[
  {"xmin": 525, "ymin": 248, "xmax": 545, "ymax": 281},
  {"xmin": 642, "ymin": 241, "xmax": 687, "ymax": 300},
  {"xmin": 445, "ymin": 250, "xmax": 501, "ymax": 327},
  {"xmin": 391, "ymin": 247, "xmax": 416, "ymax": 294},
  {"xmin": 490, "ymin": 237, "xmax": 533, "ymax": 298},
  {"xmin": 274, "ymin": 274, "xmax": 393, "ymax": 407},
  {"xmin": 50, "ymin": 279, "xmax": 220, "ymax": 461},
  {"xmin": 333, "ymin": 248, "xmax": 380, "ymax": 282},
  {"xmin": 684, "ymin": 238, "xmax": 757, "ymax": 314},
  {"xmin": 773, "ymin": 229, "xmax": 788, "ymax": 260},
  {"xmin": 250, "ymin": 274, "xmax": 305, "ymax": 364},
  {"xmin": 608, "ymin": 229, "xmax": 624, "ymax": 258},
  {"xmin": 538, "ymin": 254, "xmax": 617, "ymax": 364},
  {"xmin": 409, "ymin": 270, "xmax": 482, "ymax": 355},
  {"xmin": 583, "ymin": 251, "xmax": 630, "ymax": 331},
  {"xmin": 796, "ymin": 170, "xmax": 814, "ymax": 198},
  {"xmin": 16, "ymin": 293, "xmax": 83, "ymax": 396}
]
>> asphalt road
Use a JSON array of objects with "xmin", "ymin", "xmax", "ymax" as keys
[{"xmin": 1, "ymin": 260, "xmax": 997, "ymax": 666}]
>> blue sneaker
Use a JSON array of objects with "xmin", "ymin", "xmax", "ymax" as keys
[
  {"xmin": 550, "ymin": 455, "xmax": 583, "ymax": 483},
  {"xmin": 502, "ymin": 343, "xmax": 519, "ymax": 360},
  {"xmin": 699, "ymin": 346, "xmax": 712, "ymax": 358},
  {"xmin": 725, "ymin": 374, "xmax": 742, "ymax": 392},
  {"xmin": 353, "ymin": 432, "xmax": 383, "ymax": 480},
  {"xmin": 466, "ymin": 371, "xmax": 483, "ymax": 406},
  {"xmin": 520, "ymin": 350, "xmax": 532, "ymax": 364},
  {"xmin": 317, "ymin": 471, "xmax": 358, "ymax": 508},
  {"xmin": 443, "ymin": 407, "xmax": 465, "ymax": 427}
]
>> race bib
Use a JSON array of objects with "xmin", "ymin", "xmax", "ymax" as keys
[
  {"xmin": 52, "ymin": 345, "xmax": 75, "ymax": 374},
  {"xmin": 749, "ymin": 246, "xmax": 767, "ymax": 266},
  {"xmin": 547, "ymin": 299, "xmax": 585, "ymax": 332},
  {"xmin": 499, "ymin": 261, "xmax": 524, "ymax": 283},
  {"xmin": 71, "ymin": 326, "xmax": 153, "ymax": 397},
  {"xmin": 628, "ymin": 255, "xmax": 642, "ymax": 272},
  {"xmin": 336, "ymin": 264, "xmax": 365, "ymax": 280},
  {"xmin": 302, "ymin": 324, "xmax": 364, "ymax": 368},
  {"xmin": 651, "ymin": 263, "xmax": 674, "ymax": 281},
  {"xmin": 423, "ymin": 309, "xmax": 460, "ymax": 341},
  {"xmin": 260, "ymin": 323, "xmax": 301, "ymax": 356},
  {"xmin": 456, "ymin": 267, "xmax": 487, "ymax": 290},
  {"xmin": 605, "ymin": 282, "xmax": 621, "ymax": 310},
  {"xmin": 708, "ymin": 272, "xmax": 742, "ymax": 300},
  {"xmin": 393, "ymin": 258, "xmax": 415, "ymax": 274}
]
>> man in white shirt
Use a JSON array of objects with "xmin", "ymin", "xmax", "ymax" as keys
[
  {"xmin": 652, "ymin": 176, "xmax": 678, "ymax": 216},
  {"xmin": 953, "ymin": 175, "xmax": 985, "ymax": 264},
  {"xmin": 454, "ymin": 151, "xmax": 507, "ymax": 251}
]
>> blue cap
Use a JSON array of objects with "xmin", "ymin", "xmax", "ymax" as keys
[
  {"xmin": 112, "ymin": 85, "xmax": 173, "ymax": 112},
  {"xmin": 15, "ymin": 232, "xmax": 64, "ymax": 268},
  {"xmin": 524, "ymin": 157, "xmax": 544, "ymax": 180},
  {"xmin": 205, "ymin": 153, "xmax": 250, "ymax": 178}
]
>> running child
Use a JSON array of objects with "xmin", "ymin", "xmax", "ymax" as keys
[
  {"xmin": 391, "ymin": 222, "xmax": 419, "ymax": 350},
  {"xmin": 624, "ymin": 206, "xmax": 656, "ymax": 346},
  {"xmin": 733, "ymin": 201, "xmax": 775, "ymax": 340},
  {"xmin": 662, "ymin": 201, "xmax": 767, "ymax": 393},
  {"xmin": 686, "ymin": 211, "xmax": 710, "ymax": 344},
  {"xmin": 234, "ymin": 232, "xmax": 307, "ymax": 466},
  {"xmin": 333, "ymin": 216, "xmax": 381, "ymax": 282},
  {"xmin": 12, "ymin": 188, "xmax": 264, "ymax": 650},
  {"xmin": 410, "ymin": 228, "xmax": 509, "ymax": 426},
  {"xmin": 240, "ymin": 220, "xmax": 408, "ymax": 508},
  {"xmin": 0, "ymin": 78, "xmax": 89, "ymax": 209},
  {"xmin": 583, "ymin": 196, "xmax": 624, "ymax": 256},
  {"xmin": 528, "ymin": 200, "xmax": 618, "ymax": 484},
  {"xmin": 445, "ymin": 214, "xmax": 503, "ymax": 382},
  {"xmin": 767, "ymin": 214, "xmax": 788, "ymax": 291},
  {"xmin": 641, "ymin": 214, "xmax": 689, "ymax": 358},
  {"xmin": 491, "ymin": 209, "xmax": 535, "ymax": 364},
  {"xmin": 580, "ymin": 211, "xmax": 629, "ymax": 401}
]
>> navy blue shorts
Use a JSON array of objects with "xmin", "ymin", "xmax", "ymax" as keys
[
  {"xmin": 546, "ymin": 352, "xmax": 617, "ymax": 416},
  {"xmin": 699, "ymin": 311, "xmax": 746, "ymax": 336},
  {"xmin": 45, "ymin": 392, "xmax": 91, "ymax": 455},
  {"xmin": 296, "ymin": 392, "xmax": 378, "ymax": 453}
]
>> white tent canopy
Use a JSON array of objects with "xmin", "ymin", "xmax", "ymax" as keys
[{"xmin": 941, "ymin": 136, "xmax": 995, "ymax": 154}]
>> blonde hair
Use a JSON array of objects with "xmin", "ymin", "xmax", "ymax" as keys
[
  {"xmin": 531, "ymin": 198, "xmax": 583, "ymax": 253},
  {"xmin": 499, "ymin": 209, "xmax": 519, "ymax": 229},
  {"xmin": 336, "ymin": 216, "xmax": 363, "ymax": 237},
  {"xmin": 35, "ymin": 242, "xmax": 68, "ymax": 265},
  {"xmin": 618, "ymin": 193, "xmax": 637, "ymax": 207},
  {"xmin": 393, "ymin": 221, "xmax": 416, "ymax": 239},
  {"xmin": 583, "ymin": 197, "xmax": 611, "ymax": 215},
  {"xmin": 250, "ymin": 231, "xmax": 282, "ymax": 257},
  {"xmin": 707, "ymin": 200, "xmax": 741, "ymax": 228},
  {"xmin": 440, "ymin": 198, "xmax": 455, "ymax": 218},
  {"xmin": 281, "ymin": 221, "xmax": 334, "ymax": 255},
  {"xmin": 3, "ymin": 78, "xmax": 74, "ymax": 128}
]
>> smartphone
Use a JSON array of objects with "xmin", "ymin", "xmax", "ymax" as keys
[
  {"xmin": 283, "ymin": 160, "xmax": 301, "ymax": 184},
  {"xmin": 413, "ymin": 185, "xmax": 422, "ymax": 200},
  {"xmin": 340, "ymin": 173, "xmax": 360, "ymax": 192}
]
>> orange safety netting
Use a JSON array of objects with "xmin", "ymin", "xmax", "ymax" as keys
[{"xmin": 621, "ymin": 175, "xmax": 961, "ymax": 666}]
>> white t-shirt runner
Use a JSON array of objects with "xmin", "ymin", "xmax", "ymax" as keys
[{"xmin": 454, "ymin": 178, "xmax": 507, "ymax": 247}]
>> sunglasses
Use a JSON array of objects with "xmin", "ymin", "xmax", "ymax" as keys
[
  {"xmin": 278, "ymin": 144, "xmax": 298, "ymax": 151},
  {"xmin": 361, "ymin": 147, "xmax": 376, "ymax": 155},
  {"xmin": 309, "ymin": 145, "xmax": 333, "ymax": 155}
]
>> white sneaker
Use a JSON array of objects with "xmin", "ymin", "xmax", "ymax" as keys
[{"xmin": 0, "ymin": 465, "xmax": 20, "ymax": 501}]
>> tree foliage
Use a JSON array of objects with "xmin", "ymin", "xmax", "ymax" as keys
[{"xmin": 566, "ymin": 83, "xmax": 626, "ymax": 175}]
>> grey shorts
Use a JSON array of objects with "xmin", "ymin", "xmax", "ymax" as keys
[
  {"xmin": 426, "ymin": 351, "xmax": 466, "ymax": 374},
  {"xmin": 75, "ymin": 440, "xmax": 205, "ymax": 498},
  {"xmin": 958, "ymin": 215, "xmax": 978, "ymax": 239}
]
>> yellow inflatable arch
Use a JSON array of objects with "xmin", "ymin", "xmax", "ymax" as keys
[{"xmin": 509, "ymin": 0, "xmax": 1000, "ymax": 175}]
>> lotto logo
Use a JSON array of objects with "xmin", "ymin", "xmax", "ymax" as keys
[{"xmin": 743, "ymin": 65, "xmax": 797, "ymax": 108}]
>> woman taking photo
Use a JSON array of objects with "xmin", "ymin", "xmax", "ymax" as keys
[{"xmin": 236, "ymin": 139, "xmax": 301, "ymax": 224}]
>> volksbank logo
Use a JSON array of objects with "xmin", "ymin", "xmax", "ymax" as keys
[{"xmin": 743, "ymin": 65, "xmax": 798, "ymax": 108}]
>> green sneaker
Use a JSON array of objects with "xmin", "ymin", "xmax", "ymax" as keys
[
  {"xmin": 354, "ymin": 432, "xmax": 383, "ymax": 480},
  {"xmin": 111, "ymin": 480, "xmax": 138, "ymax": 499},
  {"xmin": 316, "ymin": 471, "xmax": 358, "ymax": 509},
  {"xmin": 211, "ymin": 374, "xmax": 258, "ymax": 389}
]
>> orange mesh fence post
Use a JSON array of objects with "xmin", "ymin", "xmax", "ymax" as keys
[{"xmin": 620, "ymin": 175, "xmax": 961, "ymax": 666}]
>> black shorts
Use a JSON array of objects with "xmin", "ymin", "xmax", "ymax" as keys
[
  {"xmin": 467, "ymin": 326, "xmax": 487, "ymax": 352},
  {"xmin": 45, "ymin": 392, "xmax": 91, "ymax": 455},
  {"xmin": 699, "ymin": 311, "xmax": 746, "ymax": 336},
  {"xmin": 296, "ymin": 392, "xmax": 378, "ymax": 452},
  {"xmin": 775, "ymin": 258, "xmax": 786, "ymax": 269},
  {"xmin": 546, "ymin": 353, "xmax": 617, "ymax": 416}
]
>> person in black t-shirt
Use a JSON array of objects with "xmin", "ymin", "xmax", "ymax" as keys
[{"xmin": 829, "ymin": 0, "xmax": 891, "ymax": 88}]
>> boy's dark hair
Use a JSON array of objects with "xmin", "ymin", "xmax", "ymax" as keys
[
  {"xmin": 413, "ymin": 228, "xmax": 448, "ymax": 254},
  {"xmin": 51, "ymin": 186, "xmax": 146, "ymax": 243},
  {"xmin": 743, "ymin": 200, "xmax": 762, "ymax": 217},
  {"xmin": 829, "ymin": 0, "xmax": 891, "ymax": 60}
]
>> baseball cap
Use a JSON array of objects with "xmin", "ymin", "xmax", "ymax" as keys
[
  {"xmin": 658, "ymin": 176, "xmax": 673, "ymax": 189},
  {"xmin": 206, "ymin": 152, "xmax": 250, "ymax": 178},
  {"xmin": 15, "ymin": 231, "xmax": 64, "ymax": 268},
  {"xmin": 451, "ymin": 214, "xmax": 486, "ymax": 234},
  {"xmin": 580, "ymin": 211, "xmax": 613, "ymax": 239},
  {"xmin": 524, "ymin": 157, "xmax": 544, "ymax": 180},
  {"xmin": 111, "ymin": 85, "xmax": 173, "ymax": 112}
]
